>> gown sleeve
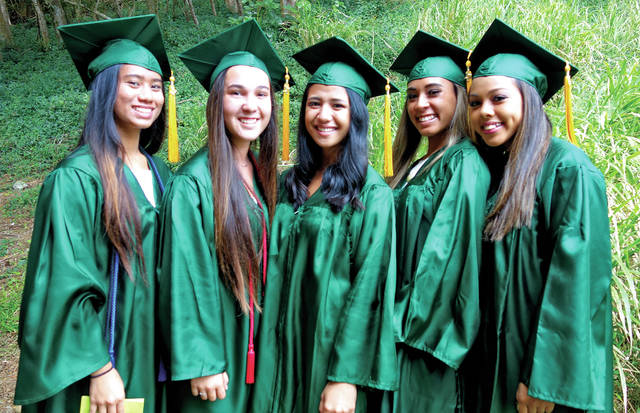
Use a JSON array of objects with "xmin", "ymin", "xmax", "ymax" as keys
[
  {"xmin": 525, "ymin": 163, "xmax": 612, "ymax": 410},
  {"xmin": 327, "ymin": 183, "xmax": 398, "ymax": 391},
  {"xmin": 400, "ymin": 153, "xmax": 490, "ymax": 369},
  {"xmin": 14, "ymin": 168, "xmax": 110, "ymax": 404},
  {"xmin": 157, "ymin": 174, "xmax": 227, "ymax": 381}
]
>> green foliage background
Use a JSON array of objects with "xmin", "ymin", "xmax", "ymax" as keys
[{"xmin": 1, "ymin": 0, "xmax": 638, "ymax": 410}]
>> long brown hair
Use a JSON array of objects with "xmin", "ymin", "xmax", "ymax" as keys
[
  {"xmin": 481, "ymin": 79, "xmax": 551, "ymax": 241},
  {"xmin": 79, "ymin": 64, "xmax": 166, "ymax": 278},
  {"xmin": 389, "ymin": 82, "xmax": 467, "ymax": 188},
  {"xmin": 206, "ymin": 68, "xmax": 278, "ymax": 313}
]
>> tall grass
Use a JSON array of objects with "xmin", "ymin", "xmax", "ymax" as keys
[{"xmin": 1, "ymin": 0, "xmax": 638, "ymax": 409}]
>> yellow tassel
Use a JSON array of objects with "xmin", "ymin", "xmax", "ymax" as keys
[
  {"xmin": 167, "ymin": 70, "xmax": 179, "ymax": 163},
  {"xmin": 564, "ymin": 61, "xmax": 576, "ymax": 145},
  {"xmin": 383, "ymin": 77, "xmax": 393, "ymax": 178},
  {"xmin": 282, "ymin": 67, "xmax": 290, "ymax": 161},
  {"xmin": 465, "ymin": 50, "xmax": 473, "ymax": 93}
]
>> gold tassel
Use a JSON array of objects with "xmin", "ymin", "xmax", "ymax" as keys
[
  {"xmin": 465, "ymin": 50, "xmax": 473, "ymax": 93},
  {"xmin": 383, "ymin": 77, "xmax": 393, "ymax": 178},
  {"xmin": 564, "ymin": 61, "xmax": 576, "ymax": 145},
  {"xmin": 282, "ymin": 67, "xmax": 290, "ymax": 161},
  {"xmin": 167, "ymin": 70, "xmax": 179, "ymax": 163}
]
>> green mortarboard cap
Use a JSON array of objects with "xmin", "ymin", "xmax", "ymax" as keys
[
  {"xmin": 390, "ymin": 30, "xmax": 468, "ymax": 86},
  {"xmin": 179, "ymin": 19, "xmax": 292, "ymax": 92},
  {"xmin": 471, "ymin": 18, "xmax": 578, "ymax": 103},
  {"xmin": 292, "ymin": 37, "xmax": 399, "ymax": 102},
  {"xmin": 58, "ymin": 14, "xmax": 171, "ymax": 90}
]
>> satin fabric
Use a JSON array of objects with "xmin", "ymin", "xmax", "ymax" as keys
[
  {"xmin": 251, "ymin": 166, "xmax": 398, "ymax": 413},
  {"xmin": 157, "ymin": 147, "xmax": 268, "ymax": 412},
  {"xmin": 464, "ymin": 138, "xmax": 613, "ymax": 413},
  {"xmin": 14, "ymin": 145, "xmax": 171, "ymax": 412},
  {"xmin": 384, "ymin": 138, "xmax": 490, "ymax": 412}
]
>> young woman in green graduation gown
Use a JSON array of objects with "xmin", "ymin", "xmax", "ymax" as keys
[
  {"xmin": 382, "ymin": 32, "xmax": 490, "ymax": 413},
  {"xmin": 156, "ymin": 20, "xmax": 288, "ymax": 412},
  {"xmin": 463, "ymin": 19, "xmax": 613, "ymax": 413},
  {"xmin": 13, "ymin": 15, "xmax": 173, "ymax": 413},
  {"xmin": 250, "ymin": 37, "xmax": 398, "ymax": 413}
]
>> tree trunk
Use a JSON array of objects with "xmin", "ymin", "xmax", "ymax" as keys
[
  {"xmin": 224, "ymin": 0, "xmax": 242, "ymax": 15},
  {"xmin": 62, "ymin": 0, "xmax": 110, "ymax": 19},
  {"xmin": 281, "ymin": 0, "xmax": 294, "ymax": 16},
  {"xmin": 184, "ymin": 0, "xmax": 198, "ymax": 25},
  {"xmin": 0, "ymin": 0, "xmax": 12, "ymax": 46},
  {"xmin": 45, "ymin": 0, "xmax": 67, "ymax": 41},
  {"xmin": 209, "ymin": 0, "xmax": 216, "ymax": 16},
  {"xmin": 114, "ymin": 0, "xmax": 123, "ymax": 17},
  {"xmin": 146, "ymin": 0, "xmax": 158, "ymax": 14},
  {"xmin": 31, "ymin": 0, "xmax": 50, "ymax": 48},
  {"xmin": 93, "ymin": 0, "xmax": 102, "ymax": 19}
]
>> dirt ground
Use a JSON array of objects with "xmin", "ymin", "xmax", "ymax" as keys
[
  {"xmin": 0, "ymin": 180, "xmax": 37, "ymax": 412},
  {"xmin": 0, "ymin": 332, "xmax": 19, "ymax": 412}
]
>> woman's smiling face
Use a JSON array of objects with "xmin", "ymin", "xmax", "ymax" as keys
[
  {"xmin": 113, "ymin": 64, "xmax": 164, "ymax": 136},
  {"xmin": 468, "ymin": 75, "xmax": 523, "ymax": 147},
  {"xmin": 222, "ymin": 65, "xmax": 272, "ymax": 146},
  {"xmin": 406, "ymin": 76, "xmax": 457, "ymax": 139},
  {"xmin": 304, "ymin": 84, "xmax": 351, "ymax": 152}
]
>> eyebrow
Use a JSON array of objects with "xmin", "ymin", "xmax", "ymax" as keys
[
  {"xmin": 469, "ymin": 87, "xmax": 510, "ymax": 97},
  {"xmin": 227, "ymin": 83, "xmax": 271, "ymax": 90},
  {"xmin": 122, "ymin": 74, "xmax": 162, "ymax": 83},
  {"xmin": 307, "ymin": 96, "xmax": 348, "ymax": 104},
  {"xmin": 407, "ymin": 82, "xmax": 444, "ymax": 91}
]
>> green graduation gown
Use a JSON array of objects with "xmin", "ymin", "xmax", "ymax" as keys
[
  {"xmin": 14, "ymin": 145, "xmax": 171, "ymax": 413},
  {"xmin": 464, "ymin": 138, "xmax": 613, "ymax": 413},
  {"xmin": 157, "ymin": 147, "xmax": 268, "ymax": 413},
  {"xmin": 386, "ymin": 138, "xmax": 490, "ymax": 412},
  {"xmin": 251, "ymin": 166, "xmax": 398, "ymax": 413}
]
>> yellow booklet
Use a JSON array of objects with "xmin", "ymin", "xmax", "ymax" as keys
[{"xmin": 79, "ymin": 395, "xmax": 144, "ymax": 413}]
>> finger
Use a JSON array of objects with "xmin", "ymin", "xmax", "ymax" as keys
[
  {"xmin": 223, "ymin": 372, "xmax": 229, "ymax": 388},
  {"xmin": 90, "ymin": 400, "xmax": 97, "ymax": 413},
  {"xmin": 216, "ymin": 385, "xmax": 227, "ymax": 401},
  {"xmin": 191, "ymin": 384, "xmax": 199, "ymax": 397},
  {"xmin": 200, "ymin": 390, "xmax": 208, "ymax": 401},
  {"xmin": 208, "ymin": 390, "xmax": 217, "ymax": 402},
  {"xmin": 116, "ymin": 399, "xmax": 125, "ymax": 413},
  {"xmin": 106, "ymin": 400, "xmax": 117, "ymax": 413},
  {"xmin": 98, "ymin": 403, "xmax": 107, "ymax": 413}
]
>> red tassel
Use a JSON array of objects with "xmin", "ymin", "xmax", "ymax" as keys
[{"xmin": 245, "ymin": 345, "xmax": 255, "ymax": 383}]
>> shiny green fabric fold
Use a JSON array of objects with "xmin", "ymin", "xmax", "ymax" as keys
[
  {"xmin": 386, "ymin": 138, "xmax": 489, "ymax": 412},
  {"xmin": 251, "ymin": 166, "xmax": 398, "ymax": 413},
  {"xmin": 157, "ymin": 147, "xmax": 268, "ymax": 412},
  {"xmin": 464, "ymin": 138, "xmax": 613, "ymax": 413},
  {"xmin": 14, "ymin": 145, "xmax": 171, "ymax": 412}
]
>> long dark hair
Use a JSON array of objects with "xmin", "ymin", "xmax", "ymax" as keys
[
  {"xmin": 207, "ymin": 68, "xmax": 278, "ymax": 313},
  {"xmin": 390, "ymin": 82, "xmax": 467, "ymax": 188},
  {"xmin": 285, "ymin": 86, "xmax": 369, "ymax": 212},
  {"xmin": 480, "ymin": 79, "xmax": 551, "ymax": 241},
  {"xmin": 78, "ymin": 64, "xmax": 166, "ymax": 278}
]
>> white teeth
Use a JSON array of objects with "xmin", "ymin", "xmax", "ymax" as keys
[
  {"xmin": 482, "ymin": 122, "xmax": 502, "ymax": 130},
  {"xmin": 134, "ymin": 107, "xmax": 152, "ymax": 113},
  {"xmin": 318, "ymin": 127, "xmax": 335, "ymax": 132},
  {"xmin": 418, "ymin": 114, "xmax": 437, "ymax": 122},
  {"xmin": 240, "ymin": 118, "xmax": 258, "ymax": 124}
]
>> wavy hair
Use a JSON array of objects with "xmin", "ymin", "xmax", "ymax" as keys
[
  {"xmin": 389, "ymin": 82, "xmax": 467, "ymax": 188},
  {"xmin": 284, "ymin": 86, "xmax": 369, "ymax": 212},
  {"xmin": 78, "ymin": 64, "xmax": 166, "ymax": 278},
  {"xmin": 479, "ymin": 79, "xmax": 551, "ymax": 241},
  {"xmin": 207, "ymin": 68, "xmax": 278, "ymax": 313}
]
